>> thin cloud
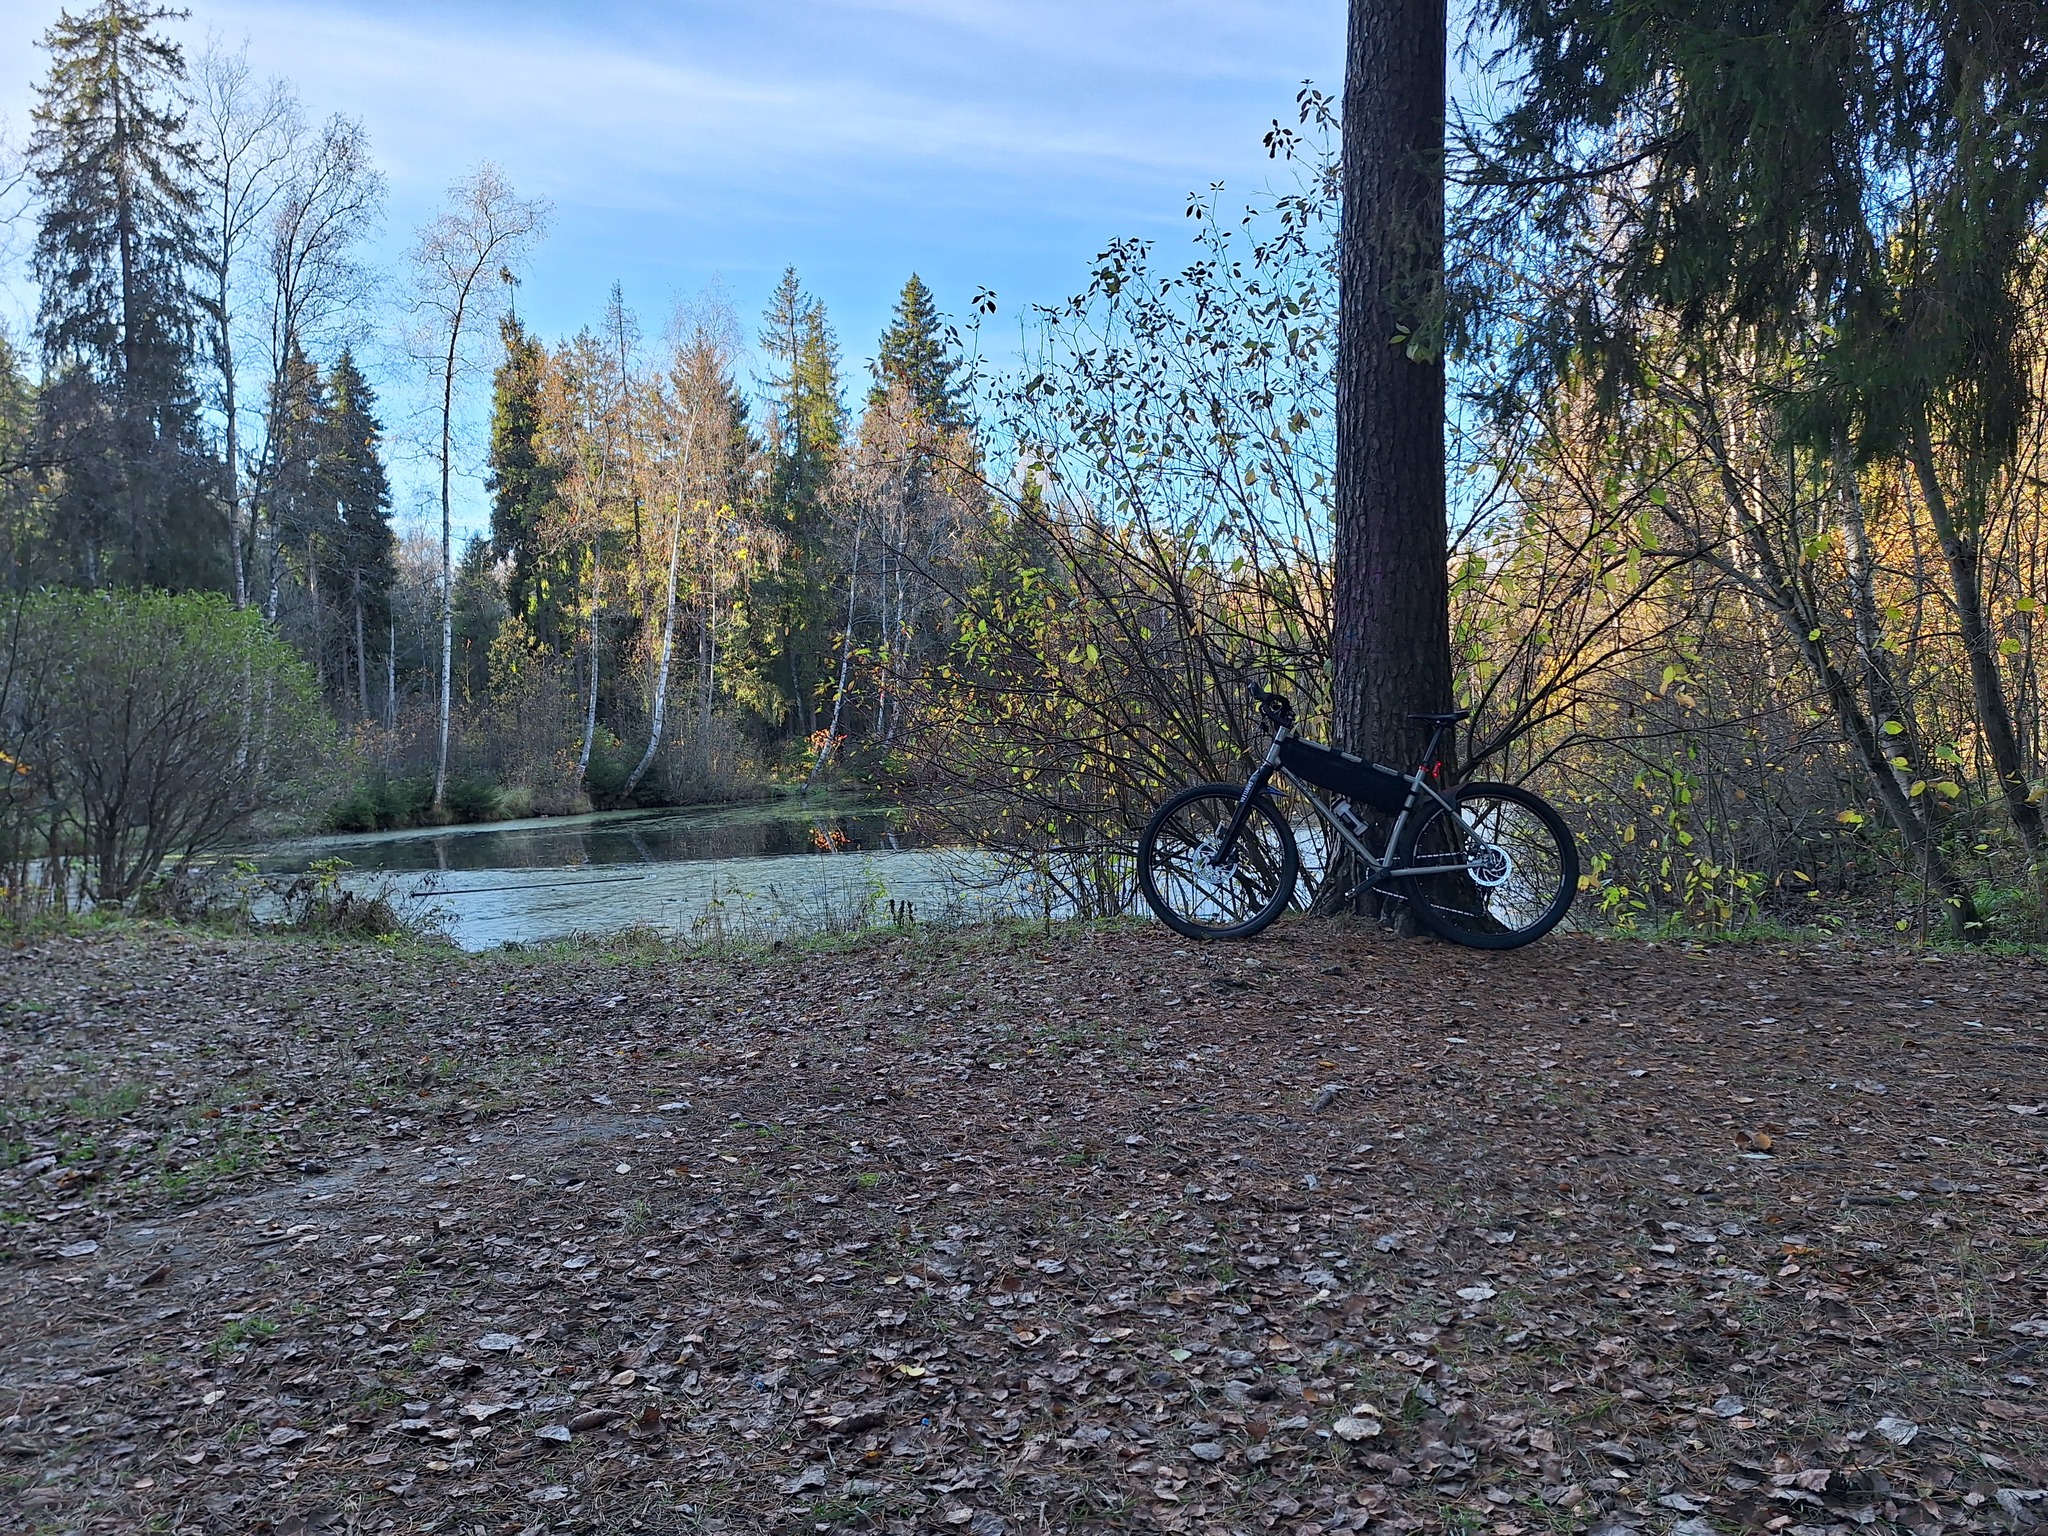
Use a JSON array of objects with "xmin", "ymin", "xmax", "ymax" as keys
[{"xmin": 0, "ymin": 0, "xmax": 1345, "ymax": 533}]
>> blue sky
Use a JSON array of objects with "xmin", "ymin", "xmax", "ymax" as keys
[{"xmin": 0, "ymin": 0, "xmax": 1349, "ymax": 537}]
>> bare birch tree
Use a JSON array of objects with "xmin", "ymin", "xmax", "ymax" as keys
[
  {"xmin": 406, "ymin": 165, "xmax": 547, "ymax": 810},
  {"xmin": 623, "ymin": 374, "xmax": 694, "ymax": 796},
  {"xmin": 252, "ymin": 112, "xmax": 380, "ymax": 617},
  {"xmin": 192, "ymin": 42, "xmax": 298, "ymax": 608}
]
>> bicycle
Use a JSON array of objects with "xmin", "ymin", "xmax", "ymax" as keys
[{"xmin": 1135, "ymin": 685, "xmax": 1579, "ymax": 948}]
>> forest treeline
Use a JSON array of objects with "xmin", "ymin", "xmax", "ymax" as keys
[{"xmin": 4, "ymin": 0, "xmax": 2048, "ymax": 940}]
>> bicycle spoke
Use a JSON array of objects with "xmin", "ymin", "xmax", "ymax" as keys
[
  {"xmin": 1138, "ymin": 787, "xmax": 1298, "ymax": 938},
  {"xmin": 1405, "ymin": 787, "xmax": 1577, "ymax": 949}
]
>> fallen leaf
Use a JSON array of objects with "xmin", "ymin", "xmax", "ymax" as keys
[{"xmin": 778, "ymin": 1464, "xmax": 829, "ymax": 1495}]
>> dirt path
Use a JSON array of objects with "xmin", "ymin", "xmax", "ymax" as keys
[{"xmin": 3, "ymin": 921, "xmax": 2044, "ymax": 1535}]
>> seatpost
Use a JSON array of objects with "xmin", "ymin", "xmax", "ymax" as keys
[{"xmin": 1422, "ymin": 720, "xmax": 1449, "ymax": 778}]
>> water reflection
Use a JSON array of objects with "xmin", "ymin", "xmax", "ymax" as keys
[
  {"xmin": 260, "ymin": 799, "xmax": 915, "ymax": 877},
  {"xmin": 254, "ymin": 799, "xmax": 1017, "ymax": 950}
]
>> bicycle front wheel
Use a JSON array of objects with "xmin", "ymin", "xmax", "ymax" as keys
[
  {"xmin": 1400, "ymin": 782, "xmax": 1578, "ymax": 949},
  {"xmin": 1137, "ymin": 783, "xmax": 1299, "ymax": 940}
]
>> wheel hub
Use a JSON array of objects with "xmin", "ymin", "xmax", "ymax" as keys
[{"xmin": 1469, "ymin": 841, "xmax": 1512, "ymax": 888}]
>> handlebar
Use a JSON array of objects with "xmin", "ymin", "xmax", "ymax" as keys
[{"xmin": 1246, "ymin": 682, "xmax": 1295, "ymax": 730}]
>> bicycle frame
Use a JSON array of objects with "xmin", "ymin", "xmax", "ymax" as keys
[{"xmin": 1214, "ymin": 719, "xmax": 1469, "ymax": 904}]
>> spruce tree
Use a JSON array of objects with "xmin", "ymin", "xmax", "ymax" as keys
[
  {"xmin": 870, "ymin": 274, "xmax": 966, "ymax": 429},
  {"xmin": 264, "ymin": 340, "xmax": 334, "ymax": 683},
  {"xmin": 486, "ymin": 315, "xmax": 569, "ymax": 649},
  {"xmin": 322, "ymin": 348, "xmax": 393, "ymax": 719},
  {"xmin": 0, "ymin": 336, "xmax": 43, "ymax": 587},
  {"xmin": 29, "ymin": 0, "xmax": 218, "ymax": 590},
  {"xmin": 749, "ymin": 269, "xmax": 846, "ymax": 738},
  {"xmin": 1478, "ymin": 0, "xmax": 2048, "ymax": 856}
]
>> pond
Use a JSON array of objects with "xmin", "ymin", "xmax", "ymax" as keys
[{"xmin": 255, "ymin": 798, "xmax": 1025, "ymax": 950}]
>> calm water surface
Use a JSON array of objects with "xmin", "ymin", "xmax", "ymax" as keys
[{"xmin": 257, "ymin": 800, "xmax": 1015, "ymax": 949}]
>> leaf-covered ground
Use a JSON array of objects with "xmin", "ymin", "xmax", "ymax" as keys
[{"xmin": 2, "ymin": 921, "xmax": 2045, "ymax": 1536}]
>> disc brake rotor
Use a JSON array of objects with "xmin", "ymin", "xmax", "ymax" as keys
[{"xmin": 1468, "ymin": 840, "xmax": 1513, "ymax": 888}]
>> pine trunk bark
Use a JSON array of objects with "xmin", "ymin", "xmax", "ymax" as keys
[{"xmin": 1331, "ymin": 0, "xmax": 1453, "ymax": 763}]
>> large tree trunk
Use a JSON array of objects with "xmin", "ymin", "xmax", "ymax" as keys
[{"xmin": 1331, "ymin": 0, "xmax": 1453, "ymax": 765}]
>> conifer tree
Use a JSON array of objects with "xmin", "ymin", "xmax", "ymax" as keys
[
  {"xmin": 322, "ymin": 348, "xmax": 393, "ymax": 719},
  {"xmin": 1479, "ymin": 0, "xmax": 2048, "ymax": 859},
  {"xmin": 486, "ymin": 315, "xmax": 568, "ymax": 649},
  {"xmin": 264, "ymin": 339, "xmax": 333, "ymax": 683},
  {"xmin": 748, "ymin": 269, "xmax": 846, "ymax": 738},
  {"xmin": 870, "ymin": 273, "xmax": 966, "ymax": 429},
  {"xmin": 29, "ymin": 0, "xmax": 219, "ymax": 591},
  {"xmin": 0, "ymin": 337, "xmax": 44, "ymax": 587}
]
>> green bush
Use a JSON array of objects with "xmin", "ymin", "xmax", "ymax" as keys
[
  {"xmin": 584, "ymin": 728, "xmax": 632, "ymax": 808},
  {"xmin": 1, "ymin": 590, "xmax": 332, "ymax": 905},
  {"xmin": 377, "ymin": 777, "xmax": 434, "ymax": 827},
  {"xmin": 325, "ymin": 791, "xmax": 381, "ymax": 834},
  {"xmin": 442, "ymin": 777, "xmax": 502, "ymax": 823}
]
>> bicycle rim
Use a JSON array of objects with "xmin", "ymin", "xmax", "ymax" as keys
[
  {"xmin": 1404, "ymin": 786, "xmax": 1577, "ymax": 948},
  {"xmin": 1138, "ymin": 787, "xmax": 1298, "ymax": 939}
]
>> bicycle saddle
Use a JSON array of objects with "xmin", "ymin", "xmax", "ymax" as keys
[{"xmin": 1408, "ymin": 709, "xmax": 1470, "ymax": 724}]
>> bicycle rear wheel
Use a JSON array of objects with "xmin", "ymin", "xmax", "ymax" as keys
[
  {"xmin": 1400, "ymin": 782, "xmax": 1577, "ymax": 949},
  {"xmin": 1137, "ymin": 783, "xmax": 1299, "ymax": 939}
]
